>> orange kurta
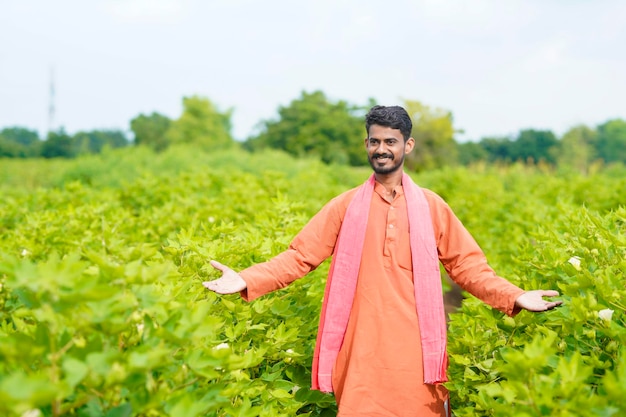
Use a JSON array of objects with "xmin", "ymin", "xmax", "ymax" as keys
[{"xmin": 240, "ymin": 180, "xmax": 525, "ymax": 417}]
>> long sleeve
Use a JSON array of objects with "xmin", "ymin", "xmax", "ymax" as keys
[
  {"xmin": 423, "ymin": 189, "xmax": 525, "ymax": 316},
  {"xmin": 239, "ymin": 189, "xmax": 356, "ymax": 301}
]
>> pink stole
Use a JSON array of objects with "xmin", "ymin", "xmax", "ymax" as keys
[{"xmin": 311, "ymin": 172, "xmax": 448, "ymax": 392}]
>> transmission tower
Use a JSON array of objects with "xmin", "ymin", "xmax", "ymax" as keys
[{"xmin": 48, "ymin": 66, "xmax": 55, "ymax": 135}]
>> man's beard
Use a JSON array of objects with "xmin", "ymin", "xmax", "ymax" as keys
[{"xmin": 368, "ymin": 152, "xmax": 404, "ymax": 174}]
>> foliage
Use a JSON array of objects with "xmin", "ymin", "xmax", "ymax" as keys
[
  {"xmin": 0, "ymin": 127, "xmax": 41, "ymax": 158},
  {"xmin": 1, "ymin": 90, "xmax": 625, "ymax": 170},
  {"xmin": 72, "ymin": 130, "xmax": 129, "ymax": 154},
  {"xmin": 0, "ymin": 127, "xmax": 40, "ymax": 146},
  {"xmin": 556, "ymin": 125, "xmax": 597, "ymax": 174},
  {"xmin": 130, "ymin": 112, "xmax": 172, "ymax": 151},
  {"xmin": 510, "ymin": 129, "xmax": 559, "ymax": 165},
  {"xmin": 595, "ymin": 119, "xmax": 626, "ymax": 165},
  {"xmin": 1, "ymin": 135, "xmax": 626, "ymax": 417},
  {"xmin": 245, "ymin": 91, "xmax": 369, "ymax": 166},
  {"xmin": 0, "ymin": 146, "xmax": 367, "ymax": 417},
  {"xmin": 457, "ymin": 141, "xmax": 488, "ymax": 166},
  {"xmin": 165, "ymin": 96, "xmax": 234, "ymax": 150},
  {"xmin": 403, "ymin": 99, "xmax": 458, "ymax": 171},
  {"xmin": 42, "ymin": 129, "xmax": 76, "ymax": 159},
  {"xmin": 417, "ymin": 165, "xmax": 626, "ymax": 416}
]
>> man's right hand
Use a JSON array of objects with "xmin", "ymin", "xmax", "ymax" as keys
[{"xmin": 202, "ymin": 260, "xmax": 247, "ymax": 294}]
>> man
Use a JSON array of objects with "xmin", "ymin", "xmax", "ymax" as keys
[{"xmin": 203, "ymin": 105, "xmax": 562, "ymax": 416}]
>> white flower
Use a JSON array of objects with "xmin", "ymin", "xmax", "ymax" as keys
[
  {"xmin": 598, "ymin": 309, "xmax": 614, "ymax": 321},
  {"xmin": 568, "ymin": 256, "xmax": 582, "ymax": 270},
  {"xmin": 214, "ymin": 342, "xmax": 229, "ymax": 350},
  {"xmin": 285, "ymin": 349, "xmax": 294, "ymax": 354},
  {"xmin": 21, "ymin": 249, "xmax": 30, "ymax": 257},
  {"xmin": 208, "ymin": 216, "xmax": 216, "ymax": 223},
  {"xmin": 21, "ymin": 410, "xmax": 42, "ymax": 417}
]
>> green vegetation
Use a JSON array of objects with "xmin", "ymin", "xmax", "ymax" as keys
[
  {"xmin": 1, "ymin": 144, "xmax": 625, "ymax": 416},
  {"xmin": 2, "ymin": 91, "xmax": 625, "ymax": 173},
  {"xmin": 244, "ymin": 91, "xmax": 369, "ymax": 166}
]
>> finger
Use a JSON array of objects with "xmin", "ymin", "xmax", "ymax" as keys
[
  {"xmin": 203, "ymin": 280, "xmax": 229, "ymax": 294},
  {"xmin": 541, "ymin": 290, "xmax": 560, "ymax": 298},
  {"xmin": 210, "ymin": 260, "xmax": 226, "ymax": 271}
]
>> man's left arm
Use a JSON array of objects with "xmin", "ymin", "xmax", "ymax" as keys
[{"xmin": 424, "ymin": 190, "xmax": 561, "ymax": 315}]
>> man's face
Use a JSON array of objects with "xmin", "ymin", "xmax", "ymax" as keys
[{"xmin": 365, "ymin": 125, "xmax": 414, "ymax": 175}]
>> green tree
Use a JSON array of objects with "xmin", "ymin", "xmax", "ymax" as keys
[
  {"xmin": 165, "ymin": 96, "xmax": 233, "ymax": 149},
  {"xmin": 403, "ymin": 100, "xmax": 458, "ymax": 171},
  {"xmin": 557, "ymin": 125, "xmax": 597, "ymax": 173},
  {"xmin": 595, "ymin": 119, "xmax": 626, "ymax": 164},
  {"xmin": 130, "ymin": 112, "xmax": 171, "ymax": 151},
  {"xmin": 457, "ymin": 141, "xmax": 488, "ymax": 165},
  {"xmin": 510, "ymin": 129, "xmax": 558, "ymax": 165},
  {"xmin": 72, "ymin": 130, "xmax": 129, "ymax": 155},
  {"xmin": 0, "ymin": 127, "xmax": 41, "ymax": 157},
  {"xmin": 478, "ymin": 136, "xmax": 515, "ymax": 163},
  {"xmin": 245, "ymin": 91, "xmax": 368, "ymax": 166},
  {"xmin": 41, "ymin": 129, "xmax": 75, "ymax": 158}
]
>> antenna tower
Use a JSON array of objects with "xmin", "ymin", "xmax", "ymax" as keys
[{"xmin": 48, "ymin": 66, "xmax": 56, "ymax": 135}]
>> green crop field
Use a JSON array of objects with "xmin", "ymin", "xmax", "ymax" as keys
[{"xmin": 1, "ymin": 146, "xmax": 625, "ymax": 416}]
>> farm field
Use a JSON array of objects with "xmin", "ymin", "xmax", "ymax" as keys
[{"xmin": 1, "ymin": 146, "xmax": 625, "ymax": 416}]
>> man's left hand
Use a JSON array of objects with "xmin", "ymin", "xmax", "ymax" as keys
[{"xmin": 515, "ymin": 290, "xmax": 563, "ymax": 312}]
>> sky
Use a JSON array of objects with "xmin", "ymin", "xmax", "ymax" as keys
[{"xmin": 1, "ymin": 0, "xmax": 625, "ymax": 142}]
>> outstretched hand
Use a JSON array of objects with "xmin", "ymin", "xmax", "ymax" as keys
[
  {"xmin": 202, "ymin": 260, "xmax": 247, "ymax": 294},
  {"xmin": 515, "ymin": 290, "xmax": 563, "ymax": 312}
]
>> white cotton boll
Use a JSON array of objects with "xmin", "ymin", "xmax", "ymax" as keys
[
  {"xmin": 214, "ymin": 342, "xmax": 229, "ymax": 350},
  {"xmin": 598, "ymin": 309, "xmax": 614, "ymax": 321},
  {"xmin": 568, "ymin": 256, "xmax": 582, "ymax": 270},
  {"xmin": 21, "ymin": 410, "xmax": 42, "ymax": 417}
]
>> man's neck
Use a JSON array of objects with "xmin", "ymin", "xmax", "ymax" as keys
[{"xmin": 374, "ymin": 170, "xmax": 404, "ymax": 195}]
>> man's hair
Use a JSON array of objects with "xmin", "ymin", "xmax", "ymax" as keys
[{"xmin": 365, "ymin": 105, "xmax": 413, "ymax": 141}]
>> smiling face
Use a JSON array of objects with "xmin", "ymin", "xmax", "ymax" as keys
[{"xmin": 365, "ymin": 124, "xmax": 415, "ymax": 175}]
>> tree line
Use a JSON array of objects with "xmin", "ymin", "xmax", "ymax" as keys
[{"xmin": 1, "ymin": 90, "xmax": 624, "ymax": 173}]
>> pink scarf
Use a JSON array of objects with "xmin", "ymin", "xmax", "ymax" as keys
[{"xmin": 311, "ymin": 172, "xmax": 448, "ymax": 392}]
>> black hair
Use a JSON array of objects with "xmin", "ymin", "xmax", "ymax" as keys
[{"xmin": 365, "ymin": 105, "xmax": 412, "ymax": 141}]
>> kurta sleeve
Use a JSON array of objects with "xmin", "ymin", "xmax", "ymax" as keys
[
  {"xmin": 239, "ymin": 189, "xmax": 355, "ymax": 302},
  {"xmin": 423, "ymin": 189, "xmax": 525, "ymax": 316}
]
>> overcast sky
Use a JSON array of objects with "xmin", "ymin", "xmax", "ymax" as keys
[{"xmin": 1, "ymin": 0, "xmax": 624, "ymax": 142}]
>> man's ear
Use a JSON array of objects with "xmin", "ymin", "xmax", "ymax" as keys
[{"xmin": 405, "ymin": 137, "xmax": 415, "ymax": 154}]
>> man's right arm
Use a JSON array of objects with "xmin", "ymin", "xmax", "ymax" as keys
[{"xmin": 204, "ymin": 190, "xmax": 354, "ymax": 301}]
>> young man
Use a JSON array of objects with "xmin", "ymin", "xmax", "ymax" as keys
[{"xmin": 203, "ymin": 105, "xmax": 561, "ymax": 416}]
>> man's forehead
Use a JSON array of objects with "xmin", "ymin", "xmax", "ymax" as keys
[{"xmin": 367, "ymin": 125, "xmax": 403, "ymax": 138}]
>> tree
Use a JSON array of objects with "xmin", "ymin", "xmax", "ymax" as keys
[
  {"xmin": 130, "ymin": 112, "xmax": 171, "ymax": 151},
  {"xmin": 510, "ymin": 129, "xmax": 558, "ymax": 165},
  {"xmin": 457, "ymin": 141, "xmax": 488, "ymax": 165},
  {"xmin": 478, "ymin": 136, "xmax": 515, "ymax": 163},
  {"xmin": 0, "ymin": 127, "xmax": 41, "ymax": 157},
  {"xmin": 595, "ymin": 119, "xmax": 626, "ymax": 164},
  {"xmin": 403, "ymin": 100, "xmax": 458, "ymax": 171},
  {"xmin": 73, "ymin": 130, "xmax": 129, "ymax": 154},
  {"xmin": 245, "ymin": 91, "xmax": 368, "ymax": 166},
  {"xmin": 557, "ymin": 125, "xmax": 597, "ymax": 173},
  {"xmin": 165, "ymin": 96, "xmax": 234, "ymax": 149},
  {"xmin": 41, "ymin": 129, "xmax": 75, "ymax": 158}
]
